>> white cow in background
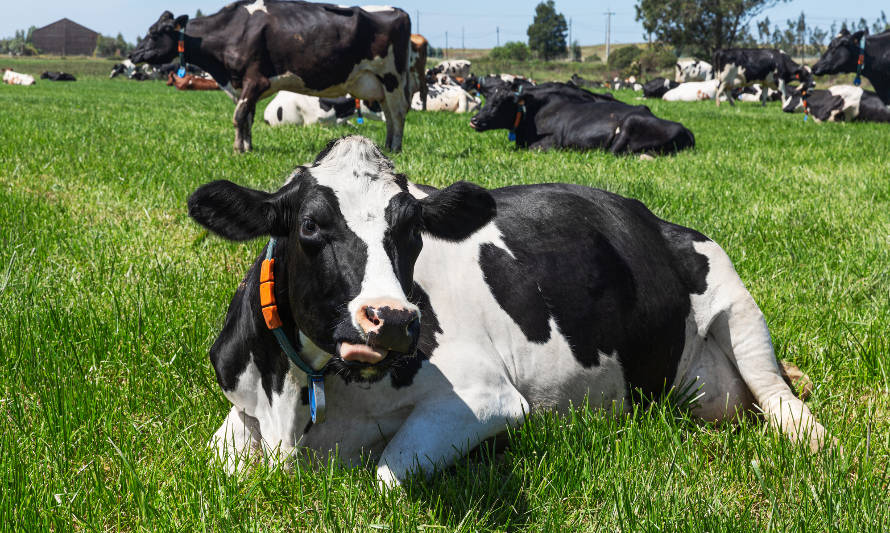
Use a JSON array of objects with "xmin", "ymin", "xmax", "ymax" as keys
[
  {"xmin": 675, "ymin": 60, "xmax": 713, "ymax": 82},
  {"xmin": 264, "ymin": 92, "xmax": 384, "ymax": 127},
  {"xmin": 412, "ymin": 84, "xmax": 481, "ymax": 112},
  {"xmin": 663, "ymin": 79, "xmax": 721, "ymax": 101},
  {"xmin": 3, "ymin": 69, "xmax": 35, "ymax": 86}
]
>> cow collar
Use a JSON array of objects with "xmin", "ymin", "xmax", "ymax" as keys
[
  {"xmin": 509, "ymin": 97, "xmax": 526, "ymax": 142},
  {"xmin": 854, "ymin": 34, "xmax": 866, "ymax": 87},
  {"xmin": 176, "ymin": 27, "xmax": 187, "ymax": 78},
  {"xmin": 260, "ymin": 237, "xmax": 327, "ymax": 423}
]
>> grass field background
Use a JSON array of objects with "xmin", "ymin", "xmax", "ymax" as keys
[{"xmin": 1, "ymin": 63, "xmax": 889, "ymax": 531}]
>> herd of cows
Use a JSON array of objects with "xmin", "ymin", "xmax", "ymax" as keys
[{"xmin": 5, "ymin": 0, "xmax": 888, "ymax": 488}]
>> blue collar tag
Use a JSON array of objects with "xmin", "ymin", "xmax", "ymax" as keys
[
  {"xmin": 508, "ymin": 131, "xmax": 516, "ymax": 141},
  {"xmin": 309, "ymin": 375, "xmax": 326, "ymax": 423},
  {"xmin": 177, "ymin": 66, "xmax": 186, "ymax": 78},
  {"xmin": 356, "ymin": 117, "xmax": 364, "ymax": 125}
]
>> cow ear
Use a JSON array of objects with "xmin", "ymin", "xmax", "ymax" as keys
[
  {"xmin": 174, "ymin": 15, "xmax": 189, "ymax": 31},
  {"xmin": 188, "ymin": 180, "xmax": 289, "ymax": 241},
  {"xmin": 420, "ymin": 181, "xmax": 496, "ymax": 241},
  {"xmin": 852, "ymin": 30, "xmax": 867, "ymax": 41}
]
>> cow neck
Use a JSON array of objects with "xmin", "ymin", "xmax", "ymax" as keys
[
  {"xmin": 509, "ymin": 96, "xmax": 526, "ymax": 142},
  {"xmin": 176, "ymin": 20, "xmax": 230, "ymax": 88},
  {"xmin": 260, "ymin": 237, "xmax": 328, "ymax": 424},
  {"xmin": 855, "ymin": 34, "xmax": 866, "ymax": 87}
]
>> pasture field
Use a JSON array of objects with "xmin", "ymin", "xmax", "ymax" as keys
[{"xmin": 1, "ymin": 75, "xmax": 889, "ymax": 532}]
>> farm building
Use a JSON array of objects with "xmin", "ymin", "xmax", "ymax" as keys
[{"xmin": 31, "ymin": 18, "xmax": 99, "ymax": 56}]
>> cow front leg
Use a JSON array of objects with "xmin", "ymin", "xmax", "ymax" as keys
[
  {"xmin": 210, "ymin": 406, "xmax": 263, "ymax": 474},
  {"xmin": 376, "ymin": 388, "xmax": 529, "ymax": 489},
  {"xmin": 231, "ymin": 77, "xmax": 269, "ymax": 153},
  {"xmin": 383, "ymin": 85, "xmax": 409, "ymax": 152}
]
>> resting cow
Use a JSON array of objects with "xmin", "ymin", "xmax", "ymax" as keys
[
  {"xmin": 40, "ymin": 71, "xmax": 76, "ymax": 81},
  {"xmin": 166, "ymin": 72, "xmax": 219, "ymax": 90},
  {"xmin": 469, "ymin": 85, "xmax": 693, "ymax": 154},
  {"xmin": 642, "ymin": 77, "xmax": 679, "ymax": 98},
  {"xmin": 263, "ymin": 91, "xmax": 384, "ymax": 126},
  {"xmin": 435, "ymin": 59, "xmax": 471, "ymax": 79},
  {"xmin": 782, "ymin": 84, "xmax": 890, "ymax": 123},
  {"xmin": 713, "ymin": 48, "xmax": 809, "ymax": 106},
  {"xmin": 568, "ymin": 73, "xmax": 603, "ymax": 89},
  {"xmin": 675, "ymin": 60, "xmax": 713, "ymax": 82},
  {"xmin": 2, "ymin": 69, "xmax": 35, "ymax": 86},
  {"xmin": 412, "ymin": 84, "xmax": 480, "ymax": 112},
  {"xmin": 464, "ymin": 74, "xmax": 535, "ymax": 99},
  {"xmin": 662, "ymin": 80, "xmax": 720, "ymax": 102},
  {"xmin": 130, "ymin": 3, "xmax": 412, "ymax": 153},
  {"xmin": 189, "ymin": 135, "xmax": 829, "ymax": 487},
  {"xmin": 812, "ymin": 29, "xmax": 890, "ymax": 105}
]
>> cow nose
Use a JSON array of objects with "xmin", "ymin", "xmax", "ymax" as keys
[{"xmin": 357, "ymin": 304, "xmax": 420, "ymax": 354}]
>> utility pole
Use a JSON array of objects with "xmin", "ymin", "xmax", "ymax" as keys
[
  {"xmin": 569, "ymin": 17, "xmax": 572, "ymax": 47},
  {"xmin": 445, "ymin": 31, "xmax": 448, "ymax": 59},
  {"xmin": 462, "ymin": 26, "xmax": 465, "ymax": 52},
  {"xmin": 604, "ymin": 11, "xmax": 615, "ymax": 63},
  {"xmin": 496, "ymin": 26, "xmax": 500, "ymax": 47}
]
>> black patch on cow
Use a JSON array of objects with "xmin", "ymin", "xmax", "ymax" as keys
[
  {"xmin": 381, "ymin": 73, "xmax": 399, "ymax": 92},
  {"xmin": 479, "ymin": 243, "xmax": 551, "ymax": 343},
  {"xmin": 389, "ymin": 283, "xmax": 437, "ymax": 388},
  {"xmin": 300, "ymin": 386, "xmax": 309, "ymax": 405},
  {"xmin": 277, "ymin": 106, "xmax": 283, "ymax": 122},
  {"xmin": 484, "ymin": 184, "xmax": 711, "ymax": 400}
]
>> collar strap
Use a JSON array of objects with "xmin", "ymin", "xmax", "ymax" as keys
[
  {"xmin": 855, "ymin": 35, "xmax": 866, "ymax": 86},
  {"xmin": 354, "ymin": 98, "xmax": 364, "ymax": 124},
  {"xmin": 261, "ymin": 237, "xmax": 327, "ymax": 423},
  {"xmin": 177, "ymin": 28, "xmax": 187, "ymax": 77},
  {"xmin": 801, "ymin": 86, "xmax": 809, "ymax": 122}
]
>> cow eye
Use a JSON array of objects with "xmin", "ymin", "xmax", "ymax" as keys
[{"xmin": 300, "ymin": 218, "xmax": 318, "ymax": 238}]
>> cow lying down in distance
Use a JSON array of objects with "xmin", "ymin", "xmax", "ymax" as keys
[
  {"xmin": 782, "ymin": 84, "xmax": 890, "ymax": 123},
  {"xmin": 188, "ymin": 135, "xmax": 829, "ymax": 488},
  {"xmin": 470, "ymin": 84, "xmax": 694, "ymax": 155},
  {"xmin": 263, "ymin": 91, "xmax": 384, "ymax": 126}
]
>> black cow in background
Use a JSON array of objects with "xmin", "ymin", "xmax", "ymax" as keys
[
  {"xmin": 469, "ymin": 85, "xmax": 694, "ymax": 155},
  {"xmin": 567, "ymin": 73, "xmax": 603, "ymax": 89},
  {"xmin": 131, "ymin": 3, "xmax": 412, "ymax": 153},
  {"xmin": 642, "ymin": 77, "xmax": 679, "ymax": 98},
  {"xmin": 40, "ymin": 71, "xmax": 76, "ymax": 81},
  {"xmin": 713, "ymin": 48, "xmax": 810, "ymax": 106},
  {"xmin": 812, "ymin": 29, "xmax": 890, "ymax": 105},
  {"xmin": 463, "ymin": 74, "xmax": 535, "ymax": 99}
]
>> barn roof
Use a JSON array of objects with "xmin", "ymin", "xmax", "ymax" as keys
[{"xmin": 34, "ymin": 18, "xmax": 99, "ymax": 37}]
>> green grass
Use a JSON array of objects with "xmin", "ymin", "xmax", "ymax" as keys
[{"xmin": 1, "ymin": 71, "xmax": 889, "ymax": 532}]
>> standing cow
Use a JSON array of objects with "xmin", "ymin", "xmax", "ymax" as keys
[
  {"xmin": 409, "ymin": 34, "xmax": 429, "ymax": 111},
  {"xmin": 713, "ymin": 49, "xmax": 809, "ymax": 106},
  {"xmin": 189, "ymin": 135, "xmax": 829, "ymax": 488},
  {"xmin": 130, "ymin": 2, "xmax": 412, "ymax": 153},
  {"xmin": 812, "ymin": 29, "xmax": 890, "ymax": 105},
  {"xmin": 675, "ymin": 60, "xmax": 713, "ymax": 82}
]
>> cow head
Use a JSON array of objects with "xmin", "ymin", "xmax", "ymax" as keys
[
  {"xmin": 130, "ymin": 11, "xmax": 189, "ymax": 65},
  {"xmin": 188, "ymin": 136, "xmax": 495, "ymax": 382},
  {"xmin": 812, "ymin": 29, "xmax": 867, "ymax": 76},
  {"xmin": 469, "ymin": 88, "xmax": 520, "ymax": 131}
]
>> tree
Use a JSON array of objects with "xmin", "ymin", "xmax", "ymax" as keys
[
  {"xmin": 527, "ymin": 1, "xmax": 567, "ymax": 61},
  {"xmin": 490, "ymin": 41, "xmax": 530, "ymax": 61},
  {"xmin": 196, "ymin": 9, "xmax": 204, "ymax": 17},
  {"xmin": 571, "ymin": 41, "xmax": 582, "ymax": 62},
  {"xmin": 635, "ymin": 0, "xmax": 789, "ymax": 58}
]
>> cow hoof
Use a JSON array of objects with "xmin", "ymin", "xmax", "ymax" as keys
[
  {"xmin": 375, "ymin": 464, "xmax": 402, "ymax": 491},
  {"xmin": 639, "ymin": 153, "xmax": 655, "ymax": 161}
]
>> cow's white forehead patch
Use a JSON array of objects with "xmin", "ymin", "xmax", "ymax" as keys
[
  {"xmin": 360, "ymin": 5, "xmax": 395, "ymax": 12},
  {"xmin": 245, "ymin": 0, "xmax": 268, "ymax": 15}
]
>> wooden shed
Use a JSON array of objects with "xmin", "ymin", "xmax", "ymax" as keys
[{"xmin": 31, "ymin": 18, "xmax": 99, "ymax": 56}]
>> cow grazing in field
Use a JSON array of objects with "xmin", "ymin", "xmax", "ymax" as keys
[
  {"xmin": 167, "ymin": 72, "xmax": 220, "ymax": 90},
  {"xmin": 190, "ymin": 135, "xmax": 829, "ymax": 487},
  {"xmin": 643, "ymin": 77, "xmax": 679, "ymax": 98},
  {"xmin": 812, "ymin": 29, "xmax": 890, "ymax": 105},
  {"xmin": 130, "ymin": 3, "xmax": 412, "ymax": 153},
  {"xmin": 675, "ymin": 60, "xmax": 713, "ymax": 82},
  {"xmin": 782, "ymin": 84, "xmax": 890, "ymax": 123},
  {"xmin": 40, "ymin": 71, "xmax": 76, "ymax": 81},
  {"xmin": 263, "ymin": 91, "xmax": 384, "ymax": 126},
  {"xmin": 470, "ymin": 85, "xmax": 694, "ymax": 154},
  {"xmin": 713, "ymin": 48, "xmax": 809, "ymax": 106},
  {"xmin": 412, "ymin": 83, "xmax": 481, "ymax": 112},
  {"xmin": 2, "ymin": 69, "xmax": 35, "ymax": 86},
  {"xmin": 409, "ymin": 34, "xmax": 429, "ymax": 111},
  {"xmin": 435, "ymin": 59, "xmax": 471, "ymax": 79},
  {"xmin": 662, "ymin": 79, "xmax": 720, "ymax": 102}
]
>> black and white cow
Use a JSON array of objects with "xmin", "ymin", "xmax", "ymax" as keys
[
  {"xmin": 675, "ymin": 60, "xmax": 713, "ymax": 82},
  {"xmin": 568, "ymin": 73, "xmax": 603, "ymax": 89},
  {"xmin": 130, "ymin": 3, "xmax": 412, "ymax": 153},
  {"xmin": 189, "ymin": 135, "xmax": 828, "ymax": 487},
  {"xmin": 435, "ymin": 59, "xmax": 471, "ymax": 79},
  {"xmin": 713, "ymin": 48, "xmax": 809, "ymax": 106},
  {"xmin": 411, "ymin": 83, "xmax": 481, "ymax": 112},
  {"xmin": 470, "ymin": 85, "xmax": 693, "ymax": 154},
  {"xmin": 642, "ymin": 77, "xmax": 679, "ymax": 98},
  {"xmin": 40, "ymin": 71, "xmax": 76, "ymax": 81},
  {"xmin": 812, "ymin": 29, "xmax": 890, "ymax": 105},
  {"xmin": 262, "ymin": 92, "xmax": 385, "ymax": 126},
  {"xmin": 464, "ymin": 74, "xmax": 535, "ymax": 100},
  {"xmin": 782, "ymin": 84, "xmax": 890, "ymax": 122}
]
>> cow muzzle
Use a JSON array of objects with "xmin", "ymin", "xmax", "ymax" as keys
[{"xmin": 339, "ymin": 302, "xmax": 420, "ymax": 364}]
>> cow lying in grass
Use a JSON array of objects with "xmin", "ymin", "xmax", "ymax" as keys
[
  {"xmin": 470, "ymin": 84, "xmax": 693, "ymax": 154},
  {"xmin": 3, "ymin": 69, "xmax": 35, "ymax": 86},
  {"xmin": 263, "ymin": 91, "xmax": 384, "ymax": 126},
  {"xmin": 411, "ymin": 84, "xmax": 481, "ymax": 112},
  {"xmin": 782, "ymin": 84, "xmax": 890, "ymax": 122},
  {"xmin": 166, "ymin": 72, "xmax": 219, "ymax": 90},
  {"xmin": 189, "ymin": 135, "xmax": 828, "ymax": 487},
  {"xmin": 40, "ymin": 71, "xmax": 76, "ymax": 82},
  {"xmin": 642, "ymin": 77, "xmax": 679, "ymax": 98}
]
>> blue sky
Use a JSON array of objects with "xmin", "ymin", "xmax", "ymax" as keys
[{"xmin": 3, "ymin": 0, "xmax": 887, "ymax": 49}]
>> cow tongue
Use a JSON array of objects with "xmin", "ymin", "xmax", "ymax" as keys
[{"xmin": 339, "ymin": 342, "xmax": 388, "ymax": 364}]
